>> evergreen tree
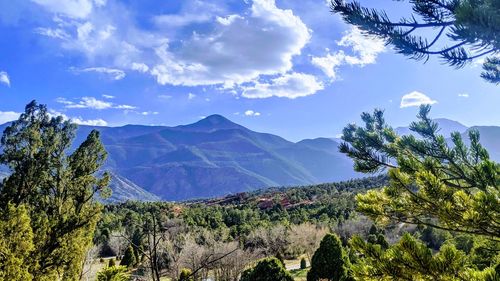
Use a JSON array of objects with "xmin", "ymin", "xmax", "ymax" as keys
[
  {"xmin": 307, "ymin": 233, "xmax": 350, "ymax": 281},
  {"xmin": 120, "ymin": 245, "xmax": 137, "ymax": 268},
  {"xmin": 0, "ymin": 204, "xmax": 34, "ymax": 281},
  {"xmin": 300, "ymin": 257, "xmax": 307, "ymax": 270},
  {"xmin": 240, "ymin": 257, "xmax": 294, "ymax": 281},
  {"xmin": 340, "ymin": 105, "xmax": 499, "ymax": 279},
  {"xmin": 340, "ymin": 105, "xmax": 499, "ymax": 239},
  {"xmin": 331, "ymin": 0, "xmax": 500, "ymax": 84},
  {"xmin": 0, "ymin": 101, "xmax": 110, "ymax": 280},
  {"xmin": 179, "ymin": 268, "xmax": 193, "ymax": 281}
]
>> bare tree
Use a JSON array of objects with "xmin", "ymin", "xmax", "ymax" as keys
[{"xmin": 289, "ymin": 223, "xmax": 328, "ymax": 263}]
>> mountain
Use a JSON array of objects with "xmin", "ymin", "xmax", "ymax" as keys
[
  {"xmin": 0, "ymin": 116, "xmax": 498, "ymax": 201},
  {"xmin": 103, "ymin": 172, "xmax": 160, "ymax": 203},
  {"xmin": 395, "ymin": 118, "xmax": 468, "ymax": 137}
]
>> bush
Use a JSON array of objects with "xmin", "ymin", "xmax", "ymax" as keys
[
  {"xmin": 179, "ymin": 268, "xmax": 193, "ymax": 281},
  {"xmin": 300, "ymin": 258, "xmax": 307, "ymax": 269},
  {"xmin": 96, "ymin": 266, "xmax": 130, "ymax": 281},
  {"xmin": 108, "ymin": 259, "xmax": 116, "ymax": 267},
  {"xmin": 240, "ymin": 257, "xmax": 294, "ymax": 281}
]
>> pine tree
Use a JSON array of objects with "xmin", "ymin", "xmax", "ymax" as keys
[
  {"xmin": 240, "ymin": 257, "xmax": 294, "ymax": 281},
  {"xmin": 0, "ymin": 101, "xmax": 110, "ymax": 280},
  {"xmin": 331, "ymin": 0, "xmax": 500, "ymax": 84},
  {"xmin": 307, "ymin": 233, "xmax": 350, "ymax": 281},
  {"xmin": 300, "ymin": 257, "xmax": 307, "ymax": 270},
  {"xmin": 120, "ymin": 245, "xmax": 137, "ymax": 268},
  {"xmin": 0, "ymin": 204, "xmax": 34, "ymax": 281},
  {"xmin": 350, "ymin": 233, "xmax": 489, "ymax": 280},
  {"xmin": 340, "ymin": 105, "xmax": 500, "ymax": 279}
]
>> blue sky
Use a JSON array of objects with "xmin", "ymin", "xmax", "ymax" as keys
[{"xmin": 0, "ymin": 0, "xmax": 498, "ymax": 141}]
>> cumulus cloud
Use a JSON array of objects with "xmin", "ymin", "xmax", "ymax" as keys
[
  {"xmin": 150, "ymin": 0, "xmax": 311, "ymax": 87},
  {"xmin": 312, "ymin": 27, "xmax": 385, "ymax": 80},
  {"xmin": 458, "ymin": 93, "xmax": 469, "ymax": 98},
  {"xmin": 56, "ymin": 96, "xmax": 136, "ymax": 110},
  {"xmin": 102, "ymin": 94, "xmax": 115, "ymax": 99},
  {"xmin": 244, "ymin": 110, "xmax": 261, "ymax": 116},
  {"xmin": 32, "ymin": 0, "xmax": 321, "ymax": 99},
  {"xmin": 400, "ymin": 91, "xmax": 437, "ymax": 108},
  {"xmin": 242, "ymin": 72, "xmax": 324, "ymax": 99},
  {"xmin": 0, "ymin": 111, "xmax": 20, "ymax": 124},
  {"xmin": 0, "ymin": 71, "xmax": 10, "ymax": 87},
  {"xmin": 188, "ymin": 93, "xmax": 196, "ymax": 100}
]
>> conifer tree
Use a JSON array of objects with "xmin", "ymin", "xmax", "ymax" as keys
[
  {"xmin": 0, "ymin": 101, "xmax": 110, "ymax": 280},
  {"xmin": 120, "ymin": 245, "xmax": 137, "ymax": 268},
  {"xmin": 96, "ymin": 265, "xmax": 130, "ymax": 281},
  {"xmin": 307, "ymin": 233, "xmax": 351, "ymax": 281},
  {"xmin": 339, "ymin": 105, "xmax": 499, "ymax": 279},
  {"xmin": 331, "ymin": 0, "xmax": 500, "ymax": 84}
]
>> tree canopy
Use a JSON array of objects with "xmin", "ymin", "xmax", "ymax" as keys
[
  {"xmin": 0, "ymin": 101, "xmax": 110, "ymax": 280},
  {"xmin": 331, "ymin": 0, "xmax": 500, "ymax": 84}
]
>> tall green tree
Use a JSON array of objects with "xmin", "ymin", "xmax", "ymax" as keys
[
  {"xmin": 0, "ymin": 101, "xmax": 110, "ymax": 280},
  {"xmin": 331, "ymin": 0, "xmax": 500, "ymax": 84},
  {"xmin": 240, "ymin": 257, "xmax": 294, "ymax": 281},
  {"xmin": 307, "ymin": 233, "xmax": 351, "ymax": 281}
]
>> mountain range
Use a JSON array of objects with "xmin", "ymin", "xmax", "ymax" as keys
[{"xmin": 0, "ymin": 116, "xmax": 499, "ymax": 201}]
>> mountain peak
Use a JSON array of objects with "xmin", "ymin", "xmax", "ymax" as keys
[{"xmin": 176, "ymin": 114, "xmax": 244, "ymax": 132}]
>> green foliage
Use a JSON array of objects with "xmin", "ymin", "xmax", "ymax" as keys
[
  {"xmin": 96, "ymin": 266, "xmax": 130, "ymax": 281},
  {"xmin": 340, "ymin": 105, "xmax": 499, "ymax": 239},
  {"xmin": 0, "ymin": 204, "xmax": 34, "ymax": 281},
  {"xmin": 240, "ymin": 257, "xmax": 294, "ymax": 281},
  {"xmin": 350, "ymin": 233, "xmax": 481, "ymax": 280},
  {"xmin": 331, "ymin": 0, "xmax": 500, "ymax": 84},
  {"xmin": 120, "ymin": 245, "xmax": 137, "ymax": 268},
  {"xmin": 341, "ymin": 105, "xmax": 500, "ymax": 280},
  {"xmin": 0, "ymin": 101, "xmax": 110, "ymax": 280},
  {"xmin": 179, "ymin": 268, "xmax": 193, "ymax": 281},
  {"xmin": 300, "ymin": 257, "xmax": 307, "ymax": 269},
  {"xmin": 307, "ymin": 233, "xmax": 351, "ymax": 281}
]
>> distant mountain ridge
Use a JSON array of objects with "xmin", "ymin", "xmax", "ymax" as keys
[{"xmin": 0, "ymin": 116, "xmax": 499, "ymax": 201}]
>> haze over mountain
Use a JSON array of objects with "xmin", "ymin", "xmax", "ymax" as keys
[{"xmin": 1, "ymin": 116, "xmax": 498, "ymax": 201}]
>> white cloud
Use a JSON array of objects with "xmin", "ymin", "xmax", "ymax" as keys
[
  {"xmin": 400, "ymin": 91, "xmax": 437, "ymax": 108},
  {"xmin": 242, "ymin": 72, "xmax": 324, "ymax": 99},
  {"xmin": 158, "ymin": 95, "xmax": 172, "ymax": 100},
  {"xmin": 35, "ymin": 27, "xmax": 70, "ymax": 39},
  {"xmin": 31, "ymin": 0, "xmax": 96, "ymax": 19},
  {"xmin": 140, "ymin": 111, "xmax": 159, "ymax": 116},
  {"xmin": 244, "ymin": 110, "xmax": 261, "ymax": 116},
  {"xmin": 102, "ymin": 94, "xmax": 115, "ymax": 99},
  {"xmin": 312, "ymin": 27, "xmax": 385, "ymax": 80},
  {"xmin": 131, "ymin": 62, "xmax": 149, "ymax": 73},
  {"xmin": 0, "ymin": 111, "xmax": 20, "ymax": 124},
  {"xmin": 72, "ymin": 117, "xmax": 108, "ymax": 126},
  {"xmin": 151, "ymin": 0, "xmax": 311, "ymax": 87},
  {"xmin": 48, "ymin": 109, "xmax": 108, "ymax": 126},
  {"xmin": 57, "ymin": 96, "xmax": 135, "ymax": 110},
  {"xmin": 0, "ymin": 71, "xmax": 10, "ymax": 87},
  {"xmin": 188, "ymin": 93, "xmax": 197, "ymax": 100},
  {"xmin": 458, "ymin": 93, "xmax": 469, "ymax": 98},
  {"xmin": 74, "ymin": 67, "xmax": 126, "ymax": 80}
]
